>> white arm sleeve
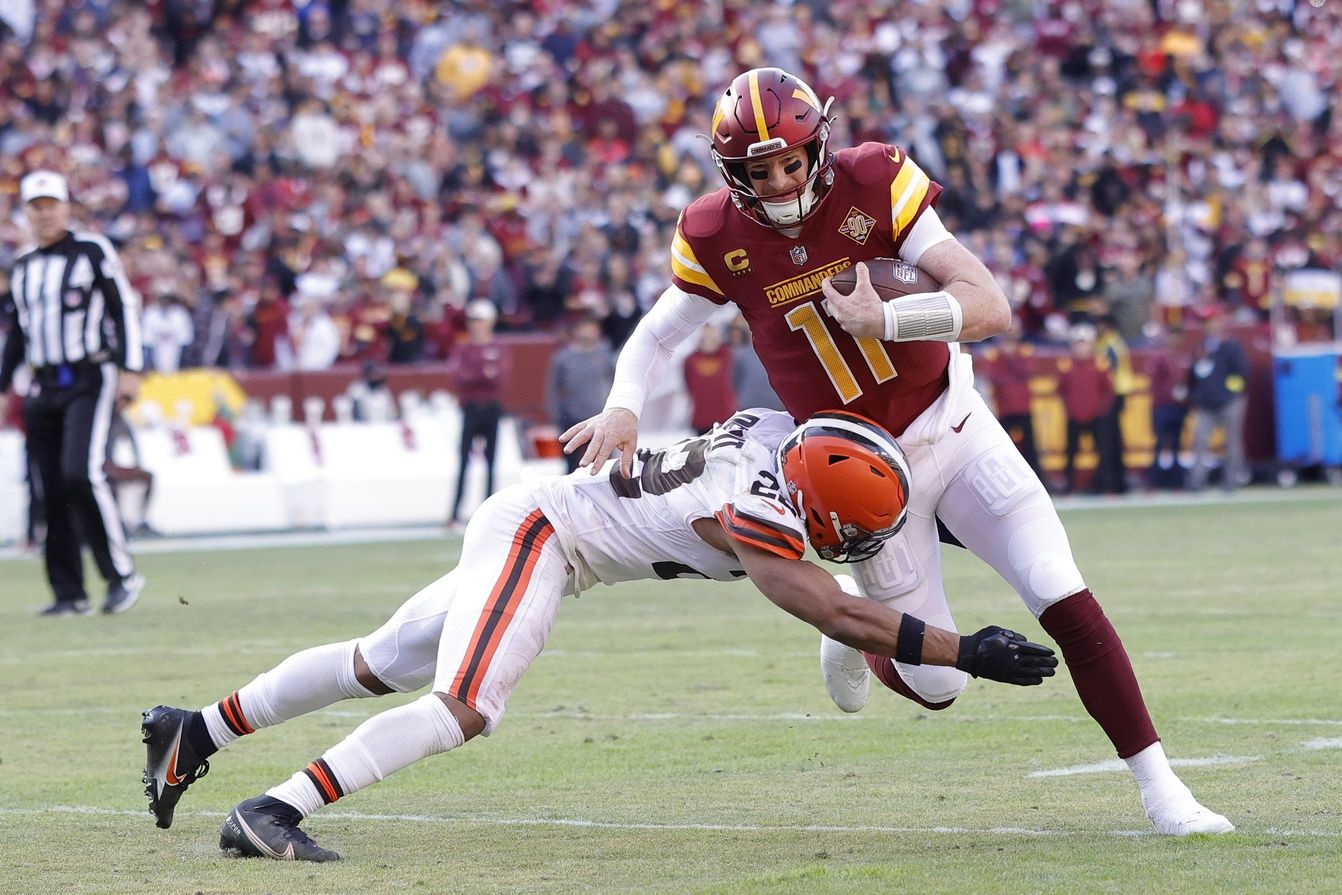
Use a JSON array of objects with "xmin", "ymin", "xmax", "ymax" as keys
[
  {"xmin": 603, "ymin": 284, "xmax": 721, "ymax": 417},
  {"xmin": 898, "ymin": 206, "xmax": 954, "ymax": 266}
]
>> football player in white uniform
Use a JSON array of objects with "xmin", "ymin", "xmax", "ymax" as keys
[{"xmin": 141, "ymin": 409, "xmax": 1056, "ymax": 862}]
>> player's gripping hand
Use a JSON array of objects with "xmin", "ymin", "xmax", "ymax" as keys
[
  {"xmin": 955, "ymin": 626, "xmax": 1058, "ymax": 686},
  {"xmin": 819, "ymin": 262, "xmax": 884, "ymax": 339},
  {"xmin": 559, "ymin": 408, "xmax": 639, "ymax": 477}
]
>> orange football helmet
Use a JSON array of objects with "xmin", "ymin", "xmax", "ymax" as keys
[
  {"xmin": 707, "ymin": 67, "xmax": 836, "ymax": 229},
  {"xmin": 777, "ymin": 411, "xmax": 912, "ymax": 562}
]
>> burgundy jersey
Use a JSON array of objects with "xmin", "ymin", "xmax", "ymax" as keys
[{"xmin": 670, "ymin": 142, "xmax": 950, "ymax": 436}]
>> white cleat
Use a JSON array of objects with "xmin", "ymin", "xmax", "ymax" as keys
[
  {"xmin": 821, "ymin": 575, "xmax": 870, "ymax": 713},
  {"xmin": 1145, "ymin": 796, "xmax": 1235, "ymax": 836}
]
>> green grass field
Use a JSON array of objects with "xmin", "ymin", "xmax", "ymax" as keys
[{"xmin": 2, "ymin": 491, "xmax": 1340, "ymax": 893}]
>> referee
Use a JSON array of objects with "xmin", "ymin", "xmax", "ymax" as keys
[{"xmin": 0, "ymin": 171, "xmax": 146, "ymax": 616}]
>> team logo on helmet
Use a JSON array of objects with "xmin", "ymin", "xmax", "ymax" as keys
[{"xmin": 837, "ymin": 207, "xmax": 877, "ymax": 245}]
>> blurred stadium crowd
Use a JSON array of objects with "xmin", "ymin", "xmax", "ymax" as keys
[{"xmin": 1, "ymin": 0, "xmax": 1339, "ymax": 376}]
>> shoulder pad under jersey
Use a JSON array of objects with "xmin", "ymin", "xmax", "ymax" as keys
[
  {"xmin": 842, "ymin": 142, "xmax": 905, "ymax": 188},
  {"xmin": 717, "ymin": 491, "xmax": 806, "ymax": 561},
  {"xmin": 678, "ymin": 189, "xmax": 733, "ymax": 240}
]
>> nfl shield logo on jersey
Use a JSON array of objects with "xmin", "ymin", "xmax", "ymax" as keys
[{"xmin": 789, "ymin": 245, "xmax": 808, "ymax": 266}]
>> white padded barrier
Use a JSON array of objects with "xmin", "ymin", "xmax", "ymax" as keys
[
  {"xmin": 259, "ymin": 423, "xmax": 325, "ymax": 528},
  {"xmin": 302, "ymin": 400, "xmax": 529, "ymax": 528},
  {"xmin": 0, "ymin": 408, "xmax": 558, "ymax": 539},
  {"xmin": 136, "ymin": 425, "xmax": 289, "ymax": 535},
  {"xmin": 310, "ymin": 420, "xmax": 453, "ymax": 527},
  {"xmin": 270, "ymin": 395, "xmax": 294, "ymax": 425},
  {"xmin": 0, "ymin": 429, "xmax": 26, "ymax": 545}
]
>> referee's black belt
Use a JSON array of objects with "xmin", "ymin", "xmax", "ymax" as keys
[{"xmin": 34, "ymin": 362, "xmax": 96, "ymax": 386}]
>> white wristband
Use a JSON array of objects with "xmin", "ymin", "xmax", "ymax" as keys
[{"xmin": 881, "ymin": 291, "xmax": 963, "ymax": 342}]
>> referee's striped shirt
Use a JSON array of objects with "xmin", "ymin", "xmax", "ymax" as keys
[{"xmin": 0, "ymin": 229, "xmax": 143, "ymax": 392}]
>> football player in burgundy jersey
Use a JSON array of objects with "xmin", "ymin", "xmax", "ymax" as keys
[{"xmin": 562, "ymin": 67, "xmax": 1231, "ymax": 836}]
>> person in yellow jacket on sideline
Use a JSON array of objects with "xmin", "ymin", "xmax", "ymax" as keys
[{"xmin": 1095, "ymin": 313, "xmax": 1134, "ymax": 494}]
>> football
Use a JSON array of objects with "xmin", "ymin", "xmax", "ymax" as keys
[{"xmin": 828, "ymin": 258, "xmax": 941, "ymax": 301}]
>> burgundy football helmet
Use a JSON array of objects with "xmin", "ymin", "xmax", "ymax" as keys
[
  {"xmin": 708, "ymin": 67, "xmax": 836, "ymax": 229},
  {"xmin": 777, "ymin": 411, "xmax": 912, "ymax": 563}
]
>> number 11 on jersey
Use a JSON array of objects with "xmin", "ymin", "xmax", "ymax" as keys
[{"xmin": 785, "ymin": 301, "xmax": 897, "ymax": 404}]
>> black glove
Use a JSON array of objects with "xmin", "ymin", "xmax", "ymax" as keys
[{"xmin": 956, "ymin": 626, "xmax": 1059, "ymax": 686}]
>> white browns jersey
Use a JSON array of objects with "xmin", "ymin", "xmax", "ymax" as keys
[{"xmin": 532, "ymin": 409, "xmax": 806, "ymax": 592}]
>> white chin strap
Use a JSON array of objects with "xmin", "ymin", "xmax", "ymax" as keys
[{"xmin": 760, "ymin": 186, "xmax": 816, "ymax": 227}]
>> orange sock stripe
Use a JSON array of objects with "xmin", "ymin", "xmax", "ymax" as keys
[
  {"xmin": 217, "ymin": 692, "xmax": 253, "ymax": 737},
  {"xmin": 303, "ymin": 759, "xmax": 342, "ymax": 804},
  {"xmin": 227, "ymin": 692, "xmax": 255, "ymax": 735},
  {"xmin": 316, "ymin": 759, "xmax": 343, "ymax": 800},
  {"xmin": 450, "ymin": 509, "xmax": 554, "ymax": 709}
]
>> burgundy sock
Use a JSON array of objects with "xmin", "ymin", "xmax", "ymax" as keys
[
  {"xmin": 1039, "ymin": 589, "xmax": 1158, "ymax": 759},
  {"xmin": 863, "ymin": 652, "xmax": 956, "ymax": 711}
]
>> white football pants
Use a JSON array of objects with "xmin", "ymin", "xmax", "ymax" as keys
[
  {"xmin": 852, "ymin": 386, "xmax": 1087, "ymax": 704},
  {"xmin": 357, "ymin": 485, "xmax": 569, "ymax": 734}
]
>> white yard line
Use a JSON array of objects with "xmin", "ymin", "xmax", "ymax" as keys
[
  {"xmin": 0, "ymin": 805, "xmax": 1335, "ymax": 838},
  {"xmin": 1029, "ymin": 755, "xmax": 1260, "ymax": 778},
  {"xmin": 1300, "ymin": 737, "xmax": 1342, "ymax": 750},
  {"xmin": 4, "ymin": 704, "xmax": 1342, "ymax": 733}
]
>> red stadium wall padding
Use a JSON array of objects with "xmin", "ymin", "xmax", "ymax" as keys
[
  {"xmin": 233, "ymin": 335, "xmax": 560, "ymax": 425},
  {"xmin": 230, "ymin": 326, "xmax": 1274, "ymax": 474}
]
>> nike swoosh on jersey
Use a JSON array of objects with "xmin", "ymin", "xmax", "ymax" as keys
[
  {"xmin": 951, "ymin": 413, "xmax": 972, "ymax": 434},
  {"xmin": 889, "ymin": 149, "xmax": 902, "ymax": 164}
]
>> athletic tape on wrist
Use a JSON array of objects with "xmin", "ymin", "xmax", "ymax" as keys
[
  {"xmin": 882, "ymin": 291, "xmax": 963, "ymax": 342},
  {"xmin": 895, "ymin": 614, "xmax": 926, "ymax": 666}
]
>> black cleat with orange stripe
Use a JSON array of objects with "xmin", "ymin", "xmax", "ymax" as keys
[
  {"xmin": 221, "ymin": 795, "xmax": 340, "ymax": 862},
  {"xmin": 141, "ymin": 705, "xmax": 211, "ymax": 829}
]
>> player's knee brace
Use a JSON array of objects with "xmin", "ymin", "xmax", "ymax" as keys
[
  {"xmin": 868, "ymin": 654, "xmax": 966, "ymax": 709},
  {"xmin": 902, "ymin": 663, "xmax": 968, "ymax": 707}
]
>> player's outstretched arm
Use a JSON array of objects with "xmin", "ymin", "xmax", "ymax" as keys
[
  {"xmin": 559, "ymin": 285, "xmax": 718, "ymax": 476},
  {"xmin": 733, "ymin": 539, "xmax": 1057, "ymax": 686}
]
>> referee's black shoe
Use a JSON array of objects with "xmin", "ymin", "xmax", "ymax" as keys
[
  {"xmin": 38, "ymin": 598, "xmax": 93, "ymax": 617},
  {"xmin": 104, "ymin": 573, "xmax": 145, "ymax": 614}
]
